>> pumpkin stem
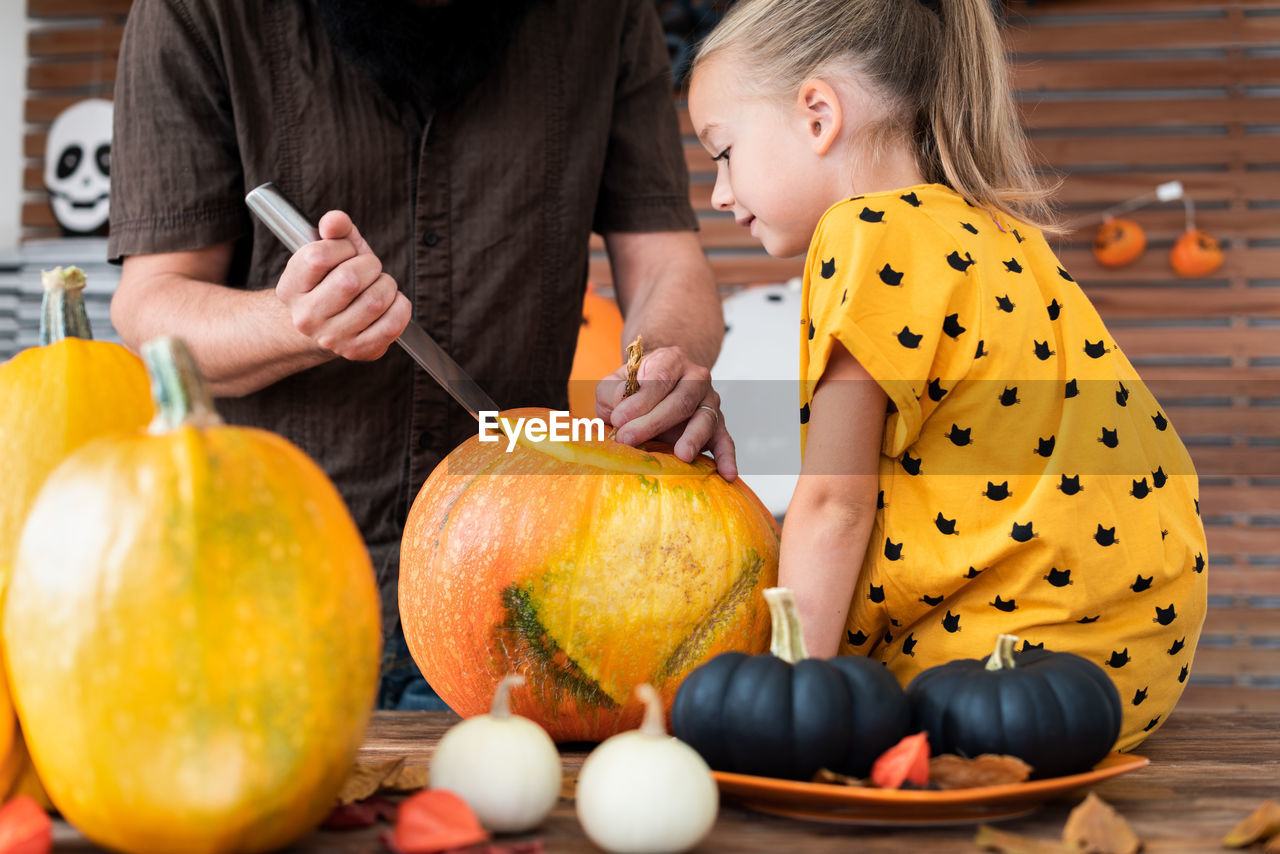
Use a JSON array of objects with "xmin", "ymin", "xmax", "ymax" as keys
[
  {"xmin": 763, "ymin": 587, "xmax": 809, "ymax": 664},
  {"xmin": 141, "ymin": 337, "xmax": 224, "ymax": 433},
  {"xmin": 490, "ymin": 673, "xmax": 525, "ymax": 719},
  {"xmin": 635, "ymin": 683, "xmax": 667, "ymax": 737},
  {"xmin": 623, "ymin": 335, "xmax": 643, "ymax": 401},
  {"xmin": 39, "ymin": 266, "xmax": 93, "ymax": 344},
  {"xmin": 984, "ymin": 633, "xmax": 1020, "ymax": 671},
  {"xmin": 608, "ymin": 335, "xmax": 644, "ymax": 441}
]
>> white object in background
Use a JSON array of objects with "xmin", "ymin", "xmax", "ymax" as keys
[
  {"xmin": 44, "ymin": 99, "xmax": 113, "ymax": 234},
  {"xmin": 1156, "ymin": 181, "xmax": 1184, "ymax": 202},
  {"xmin": 713, "ymin": 281, "xmax": 802, "ymax": 517}
]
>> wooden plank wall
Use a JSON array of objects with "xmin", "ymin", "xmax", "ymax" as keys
[
  {"xmin": 22, "ymin": 0, "xmax": 126, "ymax": 240},
  {"xmin": 608, "ymin": 0, "xmax": 1280, "ymax": 713},
  {"xmin": 20, "ymin": 0, "xmax": 1280, "ymax": 711}
]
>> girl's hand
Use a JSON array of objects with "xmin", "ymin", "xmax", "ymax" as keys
[
  {"xmin": 595, "ymin": 344, "xmax": 738, "ymax": 481},
  {"xmin": 275, "ymin": 210, "xmax": 412, "ymax": 361}
]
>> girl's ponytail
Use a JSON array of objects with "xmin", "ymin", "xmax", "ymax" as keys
[{"xmin": 929, "ymin": 0, "xmax": 1056, "ymax": 228}]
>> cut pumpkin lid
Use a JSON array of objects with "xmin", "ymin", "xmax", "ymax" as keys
[{"xmin": 494, "ymin": 407, "xmax": 717, "ymax": 478}]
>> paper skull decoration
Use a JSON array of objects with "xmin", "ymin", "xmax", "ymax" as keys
[
  {"xmin": 45, "ymin": 99, "xmax": 113, "ymax": 235},
  {"xmin": 711, "ymin": 282, "xmax": 801, "ymax": 517}
]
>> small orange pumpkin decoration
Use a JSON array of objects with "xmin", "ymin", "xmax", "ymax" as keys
[
  {"xmin": 3, "ymin": 337, "xmax": 381, "ymax": 854},
  {"xmin": 0, "ymin": 266, "xmax": 153, "ymax": 811},
  {"xmin": 567, "ymin": 284, "xmax": 624, "ymax": 419},
  {"xmin": 1092, "ymin": 218, "xmax": 1146, "ymax": 268},
  {"xmin": 399, "ymin": 406, "xmax": 779, "ymax": 742},
  {"xmin": 1170, "ymin": 229, "xmax": 1223, "ymax": 278}
]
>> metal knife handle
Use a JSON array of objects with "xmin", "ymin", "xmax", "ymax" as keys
[
  {"xmin": 244, "ymin": 182, "xmax": 500, "ymax": 421},
  {"xmin": 245, "ymin": 182, "xmax": 320, "ymax": 253}
]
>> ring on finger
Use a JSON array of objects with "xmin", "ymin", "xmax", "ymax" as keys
[{"xmin": 697, "ymin": 404, "xmax": 719, "ymax": 424}]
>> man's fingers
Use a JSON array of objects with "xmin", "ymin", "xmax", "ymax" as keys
[
  {"xmin": 279, "ymin": 238, "xmax": 360, "ymax": 300},
  {"xmin": 318, "ymin": 210, "xmax": 373, "ymax": 255},
  {"xmin": 707, "ymin": 423, "xmax": 738, "ymax": 481},
  {"xmin": 290, "ymin": 253, "xmax": 384, "ymax": 336},
  {"xmin": 338, "ymin": 291, "xmax": 413, "ymax": 361},
  {"xmin": 311, "ymin": 273, "xmax": 404, "ymax": 355}
]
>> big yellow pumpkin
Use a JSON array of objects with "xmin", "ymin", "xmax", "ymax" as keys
[
  {"xmin": 2, "ymin": 337, "xmax": 381, "ymax": 854},
  {"xmin": 0, "ymin": 267, "xmax": 153, "ymax": 810},
  {"xmin": 400, "ymin": 407, "xmax": 780, "ymax": 742}
]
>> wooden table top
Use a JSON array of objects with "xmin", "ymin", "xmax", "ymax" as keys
[{"xmin": 50, "ymin": 709, "xmax": 1279, "ymax": 852}]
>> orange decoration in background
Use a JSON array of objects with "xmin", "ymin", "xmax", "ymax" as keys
[
  {"xmin": 1170, "ymin": 229, "xmax": 1224, "ymax": 278},
  {"xmin": 568, "ymin": 284, "xmax": 624, "ymax": 419},
  {"xmin": 1092, "ymin": 218, "xmax": 1146, "ymax": 268}
]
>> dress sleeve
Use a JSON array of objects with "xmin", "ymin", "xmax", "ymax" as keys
[
  {"xmin": 107, "ymin": 0, "xmax": 249, "ymax": 262},
  {"xmin": 591, "ymin": 0, "xmax": 698, "ymax": 235},
  {"xmin": 804, "ymin": 201, "xmax": 981, "ymax": 457}
]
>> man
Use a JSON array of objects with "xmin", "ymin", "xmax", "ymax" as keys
[{"xmin": 108, "ymin": 0, "xmax": 733, "ymax": 708}]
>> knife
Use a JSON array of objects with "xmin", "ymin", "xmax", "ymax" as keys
[{"xmin": 245, "ymin": 182, "xmax": 499, "ymax": 421}]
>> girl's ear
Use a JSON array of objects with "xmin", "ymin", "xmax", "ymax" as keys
[{"xmin": 796, "ymin": 78, "xmax": 843, "ymax": 156}]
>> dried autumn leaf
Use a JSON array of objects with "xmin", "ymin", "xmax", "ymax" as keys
[
  {"xmin": 974, "ymin": 824, "xmax": 1074, "ymax": 853},
  {"xmin": 383, "ymin": 763, "xmax": 430, "ymax": 793},
  {"xmin": 930, "ymin": 754, "xmax": 1032, "ymax": 789},
  {"xmin": 1224, "ymin": 799, "xmax": 1280, "ymax": 848},
  {"xmin": 812, "ymin": 768, "xmax": 866, "ymax": 787},
  {"xmin": 1062, "ymin": 792, "xmax": 1141, "ymax": 854},
  {"xmin": 339, "ymin": 757, "xmax": 406, "ymax": 804}
]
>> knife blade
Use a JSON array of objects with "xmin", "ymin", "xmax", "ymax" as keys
[{"xmin": 245, "ymin": 181, "xmax": 500, "ymax": 421}]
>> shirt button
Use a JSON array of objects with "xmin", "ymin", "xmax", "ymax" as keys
[
  {"xmin": 417, "ymin": 432, "xmax": 431, "ymax": 452},
  {"xmin": 422, "ymin": 230, "xmax": 439, "ymax": 247}
]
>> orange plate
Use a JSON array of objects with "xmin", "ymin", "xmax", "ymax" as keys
[{"xmin": 713, "ymin": 753, "xmax": 1149, "ymax": 826}]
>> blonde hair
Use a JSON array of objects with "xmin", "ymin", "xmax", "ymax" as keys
[{"xmin": 694, "ymin": 0, "xmax": 1059, "ymax": 231}]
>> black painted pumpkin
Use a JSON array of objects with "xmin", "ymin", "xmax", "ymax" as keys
[
  {"xmin": 670, "ymin": 588, "xmax": 909, "ymax": 780},
  {"xmin": 906, "ymin": 634, "xmax": 1121, "ymax": 779}
]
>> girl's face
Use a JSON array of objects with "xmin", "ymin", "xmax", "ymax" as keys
[{"xmin": 688, "ymin": 57, "xmax": 847, "ymax": 259}]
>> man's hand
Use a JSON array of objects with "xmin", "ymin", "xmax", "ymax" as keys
[
  {"xmin": 275, "ymin": 210, "xmax": 412, "ymax": 360},
  {"xmin": 595, "ymin": 344, "xmax": 738, "ymax": 481}
]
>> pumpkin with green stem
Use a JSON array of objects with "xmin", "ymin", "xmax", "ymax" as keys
[
  {"xmin": 400, "ymin": 405, "xmax": 779, "ymax": 742},
  {"xmin": 3, "ymin": 337, "xmax": 380, "ymax": 854},
  {"xmin": 0, "ymin": 266, "xmax": 153, "ymax": 810},
  {"xmin": 670, "ymin": 587, "xmax": 910, "ymax": 780},
  {"xmin": 906, "ymin": 634, "xmax": 1121, "ymax": 779},
  {"xmin": 401, "ymin": 337, "xmax": 779, "ymax": 742}
]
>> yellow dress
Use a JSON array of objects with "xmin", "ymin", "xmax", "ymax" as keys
[{"xmin": 800, "ymin": 184, "xmax": 1207, "ymax": 751}]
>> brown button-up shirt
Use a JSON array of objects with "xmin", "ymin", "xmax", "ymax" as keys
[{"xmin": 108, "ymin": 0, "xmax": 697, "ymax": 629}]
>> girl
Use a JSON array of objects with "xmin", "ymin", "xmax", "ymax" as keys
[{"xmin": 688, "ymin": 0, "xmax": 1206, "ymax": 751}]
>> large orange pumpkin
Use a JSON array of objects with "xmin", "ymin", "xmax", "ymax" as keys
[
  {"xmin": 1170, "ymin": 228, "xmax": 1224, "ymax": 278},
  {"xmin": 1092, "ymin": 218, "xmax": 1146, "ymax": 268},
  {"xmin": 3, "ymin": 337, "xmax": 381, "ymax": 854},
  {"xmin": 0, "ymin": 267, "xmax": 153, "ymax": 810},
  {"xmin": 400, "ymin": 407, "xmax": 779, "ymax": 741}
]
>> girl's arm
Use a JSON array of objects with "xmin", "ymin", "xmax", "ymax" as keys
[{"xmin": 778, "ymin": 343, "xmax": 887, "ymax": 657}]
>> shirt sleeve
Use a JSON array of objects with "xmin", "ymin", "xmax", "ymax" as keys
[
  {"xmin": 107, "ymin": 0, "xmax": 250, "ymax": 263},
  {"xmin": 591, "ymin": 0, "xmax": 698, "ymax": 235},
  {"xmin": 804, "ymin": 201, "xmax": 981, "ymax": 457}
]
